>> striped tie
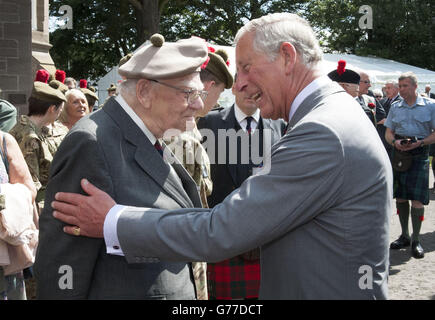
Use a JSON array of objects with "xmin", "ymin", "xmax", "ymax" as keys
[{"xmin": 154, "ymin": 141, "xmax": 164, "ymax": 157}]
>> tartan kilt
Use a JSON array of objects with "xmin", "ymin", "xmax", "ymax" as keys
[
  {"xmin": 207, "ymin": 255, "xmax": 260, "ymax": 300},
  {"xmin": 394, "ymin": 155, "xmax": 430, "ymax": 205}
]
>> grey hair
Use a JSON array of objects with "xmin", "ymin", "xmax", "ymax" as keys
[
  {"xmin": 234, "ymin": 12, "xmax": 323, "ymax": 66},
  {"xmin": 119, "ymin": 79, "xmax": 139, "ymax": 96},
  {"xmin": 65, "ymin": 88, "xmax": 87, "ymax": 102},
  {"xmin": 399, "ymin": 72, "xmax": 418, "ymax": 86},
  {"xmin": 385, "ymin": 79, "xmax": 399, "ymax": 87}
]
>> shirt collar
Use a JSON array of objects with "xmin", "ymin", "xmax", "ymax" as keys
[
  {"xmin": 288, "ymin": 75, "xmax": 332, "ymax": 121},
  {"xmin": 398, "ymin": 95, "xmax": 425, "ymax": 108},
  {"xmin": 115, "ymin": 94, "xmax": 157, "ymax": 145},
  {"xmin": 234, "ymin": 103, "xmax": 260, "ymax": 124}
]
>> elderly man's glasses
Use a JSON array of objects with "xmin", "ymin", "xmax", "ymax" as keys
[
  {"xmin": 150, "ymin": 80, "xmax": 208, "ymax": 105},
  {"xmin": 360, "ymin": 80, "xmax": 371, "ymax": 84}
]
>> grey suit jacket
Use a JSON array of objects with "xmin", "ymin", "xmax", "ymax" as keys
[
  {"xmin": 34, "ymin": 98, "xmax": 201, "ymax": 299},
  {"xmin": 115, "ymin": 82, "xmax": 392, "ymax": 299}
]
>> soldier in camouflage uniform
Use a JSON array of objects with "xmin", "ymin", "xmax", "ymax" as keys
[
  {"xmin": 10, "ymin": 82, "xmax": 66, "ymax": 210},
  {"xmin": 164, "ymin": 46, "xmax": 233, "ymax": 300}
]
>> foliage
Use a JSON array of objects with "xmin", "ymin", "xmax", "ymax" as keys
[
  {"xmin": 48, "ymin": 0, "xmax": 434, "ymax": 83},
  {"xmin": 306, "ymin": 0, "xmax": 435, "ymax": 71},
  {"xmin": 49, "ymin": 0, "xmax": 138, "ymax": 82},
  {"xmin": 160, "ymin": 0, "xmax": 308, "ymax": 45}
]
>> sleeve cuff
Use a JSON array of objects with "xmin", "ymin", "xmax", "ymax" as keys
[{"xmin": 103, "ymin": 204, "xmax": 126, "ymax": 256}]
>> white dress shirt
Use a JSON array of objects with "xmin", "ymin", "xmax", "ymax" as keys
[{"xmin": 234, "ymin": 104, "xmax": 261, "ymax": 133}]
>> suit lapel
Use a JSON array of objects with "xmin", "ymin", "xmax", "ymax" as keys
[{"xmin": 103, "ymin": 99, "xmax": 196, "ymax": 208}]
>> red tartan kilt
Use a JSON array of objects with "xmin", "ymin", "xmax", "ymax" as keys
[{"xmin": 207, "ymin": 255, "xmax": 261, "ymax": 300}]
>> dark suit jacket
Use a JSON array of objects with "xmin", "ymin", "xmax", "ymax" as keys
[
  {"xmin": 197, "ymin": 105, "xmax": 286, "ymax": 207},
  {"xmin": 34, "ymin": 98, "xmax": 201, "ymax": 299}
]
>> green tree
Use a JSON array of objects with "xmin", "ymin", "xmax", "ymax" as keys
[
  {"xmin": 49, "ymin": 0, "xmax": 172, "ymax": 82},
  {"xmin": 160, "ymin": 0, "xmax": 308, "ymax": 44},
  {"xmin": 306, "ymin": 0, "xmax": 435, "ymax": 70},
  {"xmin": 50, "ymin": 0, "xmax": 137, "ymax": 82}
]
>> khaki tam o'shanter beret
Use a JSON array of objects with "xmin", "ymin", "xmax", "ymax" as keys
[
  {"xmin": 107, "ymin": 83, "xmax": 117, "ymax": 92},
  {"xmin": 81, "ymin": 88, "xmax": 99, "ymax": 101},
  {"xmin": 205, "ymin": 48, "xmax": 233, "ymax": 89},
  {"xmin": 49, "ymin": 79, "xmax": 69, "ymax": 94},
  {"xmin": 118, "ymin": 34, "xmax": 208, "ymax": 80},
  {"xmin": 31, "ymin": 81, "xmax": 66, "ymax": 103}
]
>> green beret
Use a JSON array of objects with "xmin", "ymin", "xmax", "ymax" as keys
[
  {"xmin": 206, "ymin": 49, "xmax": 233, "ymax": 89},
  {"xmin": 81, "ymin": 88, "xmax": 99, "ymax": 101},
  {"xmin": 31, "ymin": 81, "xmax": 66, "ymax": 103},
  {"xmin": 49, "ymin": 79, "xmax": 69, "ymax": 94}
]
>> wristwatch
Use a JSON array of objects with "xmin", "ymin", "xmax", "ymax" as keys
[{"xmin": 420, "ymin": 140, "xmax": 425, "ymax": 147}]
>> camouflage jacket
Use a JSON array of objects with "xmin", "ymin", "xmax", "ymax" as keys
[
  {"xmin": 9, "ymin": 115, "xmax": 57, "ymax": 202},
  {"xmin": 164, "ymin": 125, "xmax": 212, "ymax": 208},
  {"xmin": 46, "ymin": 120, "xmax": 69, "ymax": 150}
]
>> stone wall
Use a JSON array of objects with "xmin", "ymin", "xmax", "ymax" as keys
[{"xmin": 0, "ymin": 0, "xmax": 32, "ymax": 116}]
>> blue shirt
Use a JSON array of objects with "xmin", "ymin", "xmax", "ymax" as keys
[{"xmin": 384, "ymin": 96, "xmax": 435, "ymax": 139}]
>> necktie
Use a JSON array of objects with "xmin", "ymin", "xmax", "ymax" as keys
[
  {"xmin": 245, "ymin": 116, "xmax": 253, "ymax": 134},
  {"xmin": 154, "ymin": 141, "xmax": 163, "ymax": 157}
]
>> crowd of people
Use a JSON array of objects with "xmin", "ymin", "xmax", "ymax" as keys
[{"xmin": 0, "ymin": 12, "xmax": 434, "ymax": 300}]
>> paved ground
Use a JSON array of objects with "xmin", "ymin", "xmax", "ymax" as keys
[{"xmin": 388, "ymin": 172, "xmax": 435, "ymax": 300}]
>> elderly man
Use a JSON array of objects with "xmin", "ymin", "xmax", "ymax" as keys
[
  {"xmin": 52, "ymin": 13, "xmax": 391, "ymax": 299},
  {"xmin": 425, "ymin": 85, "xmax": 435, "ymax": 99},
  {"xmin": 385, "ymin": 72, "xmax": 435, "ymax": 259},
  {"xmin": 34, "ymin": 34, "xmax": 209, "ymax": 299},
  {"xmin": 379, "ymin": 80, "xmax": 401, "ymax": 158},
  {"xmin": 356, "ymin": 71, "xmax": 386, "ymax": 127}
]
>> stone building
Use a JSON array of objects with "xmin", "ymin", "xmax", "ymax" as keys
[{"xmin": 0, "ymin": 0, "xmax": 55, "ymax": 116}]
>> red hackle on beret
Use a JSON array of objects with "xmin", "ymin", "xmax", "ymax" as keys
[
  {"xmin": 337, "ymin": 60, "xmax": 346, "ymax": 76},
  {"xmin": 79, "ymin": 79, "xmax": 87, "ymax": 88},
  {"xmin": 55, "ymin": 70, "xmax": 66, "ymax": 83},
  {"xmin": 35, "ymin": 69, "xmax": 50, "ymax": 83},
  {"xmin": 201, "ymin": 56, "xmax": 210, "ymax": 70},
  {"xmin": 207, "ymin": 46, "xmax": 216, "ymax": 53}
]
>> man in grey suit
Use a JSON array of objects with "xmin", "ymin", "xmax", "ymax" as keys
[
  {"xmin": 34, "ymin": 34, "xmax": 209, "ymax": 299},
  {"xmin": 52, "ymin": 13, "xmax": 392, "ymax": 299}
]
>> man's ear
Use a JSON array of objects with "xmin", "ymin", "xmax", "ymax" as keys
[
  {"xmin": 136, "ymin": 79, "xmax": 152, "ymax": 108},
  {"xmin": 280, "ymin": 42, "xmax": 297, "ymax": 75}
]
